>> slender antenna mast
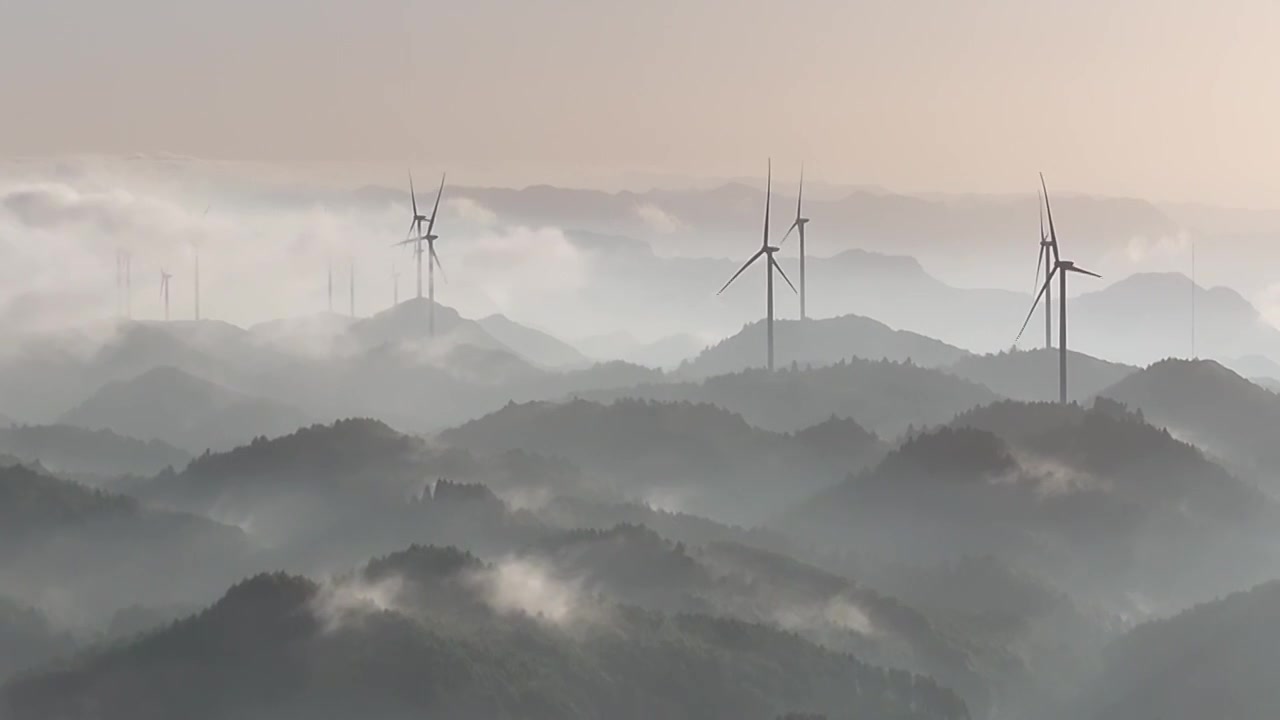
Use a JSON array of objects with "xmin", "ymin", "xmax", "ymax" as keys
[{"xmin": 1192, "ymin": 241, "xmax": 1197, "ymax": 360}]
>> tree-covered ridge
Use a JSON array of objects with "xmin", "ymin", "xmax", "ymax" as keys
[
  {"xmin": 0, "ymin": 464, "xmax": 253, "ymax": 626},
  {"xmin": 0, "ymin": 596, "xmax": 78, "ymax": 682},
  {"xmin": 581, "ymin": 356, "xmax": 999, "ymax": 437},
  {"xmin": 441, "ymin": 397, "xmax": 885, "ymax": 524},
  {"xmin": 945, "ymin": 348, "xmax": 1135, "ymax": 404},
  {"xmin": 1100, "ymin": 358, "xmax": 1280, "ymax": 492},
  {"xmin": 0, "ymin": 423, "xmax": 190, "ymax": 481},
  {"xmin": 2, "ymin": 551, "xmax": 971, "ymax": 720},
  {"xmin": 785, "ymin": 399, "xmax": 1280, "ymax": 614},
  {"xmin": 1088, "ymin": 580, "xmax": 1280, "ymax": 720},
  {"xmin": 678, "ymin": 313, "xmax": 972, "ymax": 378}
]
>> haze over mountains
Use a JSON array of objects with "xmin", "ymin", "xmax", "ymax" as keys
[{"xmin": 9, "ymin": 160, "xmax": 1280, "ymax": 720}]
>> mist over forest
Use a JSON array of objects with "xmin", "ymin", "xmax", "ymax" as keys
[{"xmin": 3, "ymin": 154, "xmax": 1280, "ymax": 720}]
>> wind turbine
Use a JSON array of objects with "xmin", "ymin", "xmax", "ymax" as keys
[
  {"xmin": 402, "ymin": 172, "xmax": 430, "ymax": 301},
  {"xmin": 193, "ymin": 205, "xmax": 209, "ymax": 321},
  {"xmin": 159, "ymin": 270, "xmax": 172, "ymax": 321},
  {"xmin": 392, "ymin": 264, "xmax": 401, "ymax": 308},
  {"xmin": 717, "ymin": 159, "xmax": 797, "ymax": 371},
  {"xmin": 396, "ymin": 172, "xmax": 446, "ymax": 335},
  {"xmin": 115, "ymin": 250, "xmax": 124, "ymax": 318},
  {"xmin": 779, "ymin": 164, "xmax": 811, "ymax": 320},
  {"xmin": 124, "ymin": 251, "xmax": 132, "ymax": 319},
  {"xmin": 1016, "ymin": 174, "xmax": 1101, "ymax": 404},
  {"xmin": 115, "ymin": 250, "xmax": 133, "ymax": 319},
  {"xmin": 1031, "ymin": 188, "xmax": 1055, "ymax": 349}
]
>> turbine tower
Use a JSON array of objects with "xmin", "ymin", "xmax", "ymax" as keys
[
  {"xmin": 392, "ymin": 264, "xmax": 401, "ymax": 308},
  {"xmin": 1017, "ymin": 174, "xmax": 1101, "ymax": 404},
  {"xmin": 124, "ymin": 251, "xmax": 132, "ymax": 319},
  {"xmin": 397, "ymin": 172, "xmax": 446, "ymax": 335},
  {"xmin": 159, "ymin": 270, "xmax": 172, "ymax": 321},
  {"xmin": 779, "ymin": 164, "xmax": 811, "ymax": 320},
  {"xmin": 717, "ymin": 159, "xmax": 797, "ymax": 371}
]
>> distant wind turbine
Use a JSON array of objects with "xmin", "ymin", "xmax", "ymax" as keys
[
  {"xmin": 392, "ymin": 264, "xmax": 400, "ymax": 308},
  {"xmin": 402, "ymin": 172, "xmax": 429, "ymax": 301},
  {"xmin": 396, "ymin": 172, "xmax": 447, "ymax": 335},
  {"xmin": 159, "ymin": 269, "xmax": 172, "ymax": 321},
  {"xmin": 124, "ymin": 251, "xmax": 132, "ymax": 319},
  {"xmin": 1032, "ymin": 188, "xmax": 1056, "ymax": 349},
  {"xmin": 115, "ymin": 250, "xmax": 133, "ymax": 319},
  {"xmin": 1017, "ymin": 174, "xmax": 1101, "ymax": 403},
  {"xmin": 779, "ymin": 164, "xmax": 811, "ymax": 320},
  {"xmin": 717, "ymin": 159, "xmax": 797, "ymax": 371}
]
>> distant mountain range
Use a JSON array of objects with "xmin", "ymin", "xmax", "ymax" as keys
[
  {"xmin": 59, "ymin": 366, "xmax": 313, "ymax": 454},
  {"xmin": 0, "ymin": 424, "xmax": 189, "ymax": 482},
  {"xmin": 1069, "ymin": 272, "xmax": 1280, "ymax": 366}
]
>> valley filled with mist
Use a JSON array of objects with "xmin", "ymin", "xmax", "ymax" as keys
[{"xmin": 6, "ymin": 155, "xmax": 1280, "ymax": 720}]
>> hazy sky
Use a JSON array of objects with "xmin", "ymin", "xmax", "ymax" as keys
[{"xmin": 4, "ymin": 0, "xmax": 1280, "ymax": 204}]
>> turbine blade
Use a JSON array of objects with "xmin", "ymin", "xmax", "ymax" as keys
[
  {"xmin": 717, "ymin": 249, "xmax": 765, "ymax": 295},
  {"xmin": 409, "ymin": 171, "xmax": 419, "ymax": 217},
  {"xmin": 1067, "ymin": 265, "xmax": 1101, "ymax": 278},
  {"xmin": 1016, "ymin": 268, "xmax": 1057, "ymax": 342},
  {"xmin": 762, "ymin": 159, "xmax": 772, "ymax": 247},
  {"xmin": 796, "ymin": 163, "xmax": 804, "ymax": 219},
  {"xmin": 1033, "ymin": 244, "xmax": 1045, "ymax": 294},
  {"xmin": 406, "ymin": 218, "xmax": 418, "ymax": 240},
  {"xmin": 771, "ymin": 255, "xmax": 797, "ymax": 293},
  {"xmin": 1038, "ymin": 187, "xmax": 1046, "ymax": 244},
  {"xmin": 426, "ymin": 172, "xmax": 446, "ymax": 235},
  {"xmin": 429, "ymin": 242, "xmax": 447, "ymax": 283},
  {"xmin": 1040, "ymin": 173, "xmax": 1060, "ymax": 264},
  {"xmin": 779, "ymin": 220, "xmax": 800, "ymax": 246}
]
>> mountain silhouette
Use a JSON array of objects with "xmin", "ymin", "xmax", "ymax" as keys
[
  {"xmin": 1071, "ymin": 273, "xmax": 1280, "ymax": 366},
  {"xmin": 1087, "ymin": 580, "xmax": 1280, "ymax": 720},
  {"xmin": 582, "ymin": 357, "xmax": 999, "ymax": 437},
  {"xmin": 475, "ymin": 313, "xmax": 590, "ymax": 368},
  {"xmin": 1099, "ymin": 358, "xmax": 1280, "ymax": 490},
  {"xmin": 0, "ymin": 423, "xmax": 190, "ymax": 482},
  {"xmin": 946, "ymin": 348, "xmax": 1136, "ymax": 403},
  {"xmin": 678, "ymin": 313, "xmax": 971, "ymax": 377},
  {"xmin": 0, "ymin": 463, "xmax": 252, "ymax": 623},
  {"xmin": 59, "ymin": 366, "xmax": 312, "ymax": 454},
  {"xmin": 440, "ymin": 398, "xmax": 885, "ymax": 524},
  {"xmin": 787, "ymin": 399, "xmax": 1280, "ymax": 613}
]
